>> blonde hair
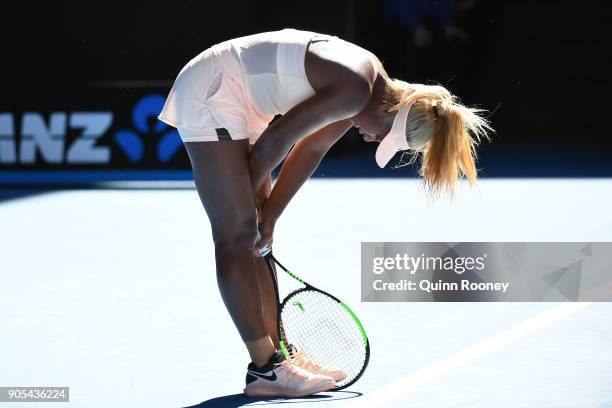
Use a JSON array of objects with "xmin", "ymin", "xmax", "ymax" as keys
[{"xmin": 383, "ymin": 77, "xmax": 494, "ymax": 200}]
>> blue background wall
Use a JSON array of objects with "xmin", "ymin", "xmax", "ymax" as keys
[{"xmin": 1, "ymin": 0, "xmax": 610, "ymax": 184}]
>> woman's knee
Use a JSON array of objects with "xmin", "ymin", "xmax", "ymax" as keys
[{"xmin": 211, "ymin": 216, "xmax": 258, "ymax": 255}]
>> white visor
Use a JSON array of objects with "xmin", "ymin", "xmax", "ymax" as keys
[{"xmin": 374, "ymin": 86, "xmax": 442, "ymax": 168}]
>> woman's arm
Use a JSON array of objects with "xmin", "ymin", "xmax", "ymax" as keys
[
  {"xmin": 248, "ymin": 78, "xmax": 371, "ymax": 197},
  {"xmin": 254, "ymin": 119, "xmax": 353, "ymax": 251},
  {"xmin": 255, "ymin": 175, "xmax": 272, "ymax": 223},
  {"xmin": 262, "ymin": 119, "xmax": 354, "ymax": 223}
]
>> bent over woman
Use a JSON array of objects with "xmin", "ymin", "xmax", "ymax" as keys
[{"xmin": 158, "ymin": 28, "xmax": 492, "ymax": 397}]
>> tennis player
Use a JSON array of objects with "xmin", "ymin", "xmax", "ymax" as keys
[{"xmin": 158, "ymin": 28, "xmax": 492, "ymax": 397}]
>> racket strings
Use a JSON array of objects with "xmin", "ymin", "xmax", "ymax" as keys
[{"xmin": 280, "ymin": 289, "xmax": 367, "ymax": 387}]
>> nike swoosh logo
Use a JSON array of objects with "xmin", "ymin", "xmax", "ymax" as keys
[{"xmin": 248, "ymin": 370, "xmax": 277, "ymax": 381}]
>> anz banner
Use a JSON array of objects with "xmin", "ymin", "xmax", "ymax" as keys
[{"xmin": 0, "ymin": 91, "xmax": 191, "ymax": 184}]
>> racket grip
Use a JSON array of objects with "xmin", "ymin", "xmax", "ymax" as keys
[
  {"xmin": 258, "ymin": 245, "xmax": 272, "ymax": 257},
  {"xmin": 255, "ymin": 230, "xmax": 272, "ymax": 256}
]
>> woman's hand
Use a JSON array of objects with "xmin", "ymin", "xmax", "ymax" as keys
[{"xmin": 255, "ymin": 210, "xmax": 277, "ymax": 256}]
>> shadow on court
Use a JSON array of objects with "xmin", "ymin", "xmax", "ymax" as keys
[
  {"xmin": 0, "ymin": 188, "xmax": 57, "ymax": 204},
  {"xmin": 183, "ymin": 391, "xmax": 363, "ymax": 407}
]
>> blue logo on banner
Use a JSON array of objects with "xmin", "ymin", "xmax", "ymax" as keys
[{"xmin": 114, "ymin": 94, "xmax": 181, "ymax": 163}]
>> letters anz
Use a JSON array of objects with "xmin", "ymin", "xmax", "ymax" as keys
[{"xmin": 0, "ymin": 112, "xmax": 113, "ymax": 164}]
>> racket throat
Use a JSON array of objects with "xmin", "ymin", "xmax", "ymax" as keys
[{"xmin": 279, "ymin": 340, "xmax": 289, "ymax": 358}]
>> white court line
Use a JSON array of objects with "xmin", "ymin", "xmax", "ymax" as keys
[{"xmin": 344, "ymin": 302, "xmax": 593, "ymax": 408}]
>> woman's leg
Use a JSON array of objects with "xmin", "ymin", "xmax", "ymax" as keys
[
  {"xmin": 254, "ymin": 176, "xmax": 280, "ymax": 347},
  {"xmin": 184, "ymin": 139, "xmax": 275, "ymax": 366}
]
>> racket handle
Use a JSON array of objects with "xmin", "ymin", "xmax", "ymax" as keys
[
  {"xmin": 255, "ymin": 230, "xmax": 272, "ymax": 257},
  {"xmin": 258, "ymin": 245, "xmax": 272, "ymax": 257}
]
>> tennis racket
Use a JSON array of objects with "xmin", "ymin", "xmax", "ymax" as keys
[{"xmin": 258, "ymin": 245, "xmax": 370, "ymax": 390}]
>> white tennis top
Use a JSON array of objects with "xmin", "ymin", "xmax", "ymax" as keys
[
  {"xmin": 159, "ymin": 28, "xmax": 337, "ymax": 142},
  {"xmin": 211, "ymin": 28, "xmax": 335, "ymax": 116}
]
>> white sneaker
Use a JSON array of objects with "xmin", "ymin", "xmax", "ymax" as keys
[
  {"xmin": 244, "ymin": 351, "xmax": 335, "ymax": 397},
  {"xmin": 290, "ymin": 350, "xmax": 347, "ymax": 383}
]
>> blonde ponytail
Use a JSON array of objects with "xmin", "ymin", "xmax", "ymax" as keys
[{"xmin": 386, "ymin": 79, "xmax": 494, "ymax": 200}]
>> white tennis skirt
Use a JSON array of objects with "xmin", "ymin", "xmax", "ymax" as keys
[{"xmin": 158, "ymin": 47, "xmax": 270, "ymax": 144}]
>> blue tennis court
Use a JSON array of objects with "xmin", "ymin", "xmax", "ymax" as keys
[{"xmin": 1, "ymin": 179, "xmax": 611, "ymax": 407}]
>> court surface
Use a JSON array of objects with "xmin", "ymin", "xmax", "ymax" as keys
[{"xmin": 1, "ymin": 178, "xmax": 611, "ymax": 408}]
